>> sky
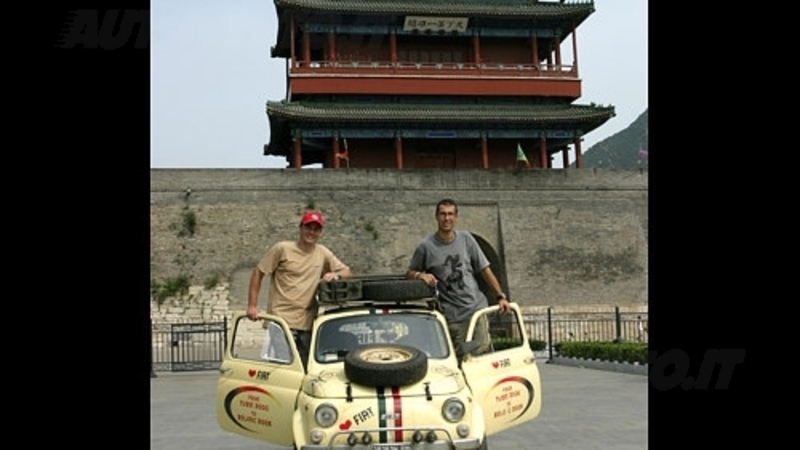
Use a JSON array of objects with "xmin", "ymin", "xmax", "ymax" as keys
[{"xmin": 151, "ymin": 0, "xmax": 647, "ymax": 169}]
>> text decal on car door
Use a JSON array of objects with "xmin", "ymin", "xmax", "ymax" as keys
[
  {"xmin": 486, "ymin": 376, "xmax": 535, "ymax": 421},
  {"xmin": 223, "ymin": 386, "xmax": 281, "ymax": 431}
]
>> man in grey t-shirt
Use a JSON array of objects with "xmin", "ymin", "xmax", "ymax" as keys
[{"xmin": 407, "ymin": 199, "xmax": 511, "ymax": 351}]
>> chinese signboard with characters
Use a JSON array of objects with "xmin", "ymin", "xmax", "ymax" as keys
[{"xmin": 403, "ymin": 16, "xmax": 468, "ymax": 33}]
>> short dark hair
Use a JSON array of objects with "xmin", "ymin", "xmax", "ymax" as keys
[{"xmin": 436, "ymin": 198, "xmax": 458, "ymax": 214}]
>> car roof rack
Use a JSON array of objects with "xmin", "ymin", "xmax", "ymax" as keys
[{"xmin": 316, "ymin": 276, "xmax": 439, "ymax": 312}]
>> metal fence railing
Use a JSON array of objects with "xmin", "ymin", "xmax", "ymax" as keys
[
  {"xmin": 151, "ymin": 308, "xmax": 646, "ymax": 374},
  {"xmin": 522, "ymin": 307, "xmax": 648, "ymax": 359},
  {"xmin": 151, "ymin": 320, "xmax": 227, "ymax": 374}
]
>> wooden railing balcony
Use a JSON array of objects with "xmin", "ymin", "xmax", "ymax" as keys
[
  {"xmin": 289, "ymin": 60, "xmax": 581, "ymax": 98},
  {"xmin": 291, "ymin": 60, "xmax": 578, "ymax": 79}
]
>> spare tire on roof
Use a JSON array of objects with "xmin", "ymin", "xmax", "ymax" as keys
[
  {"xmin": 361, "ymin": 279, "xmax": 435, "ymax": 301},
  {"xmin": 344, "ymin": 344, "xmax": 428, "ymax": 387}
]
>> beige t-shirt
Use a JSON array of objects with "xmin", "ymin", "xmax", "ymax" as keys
[{"xmin": 258, "ymin": 241, "xmax": 349, "ymax": 330}]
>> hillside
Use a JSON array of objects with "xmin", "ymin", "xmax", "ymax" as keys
[{"xmin": 577, "ymin": 109, "xmax": 648, "ymax": 169}]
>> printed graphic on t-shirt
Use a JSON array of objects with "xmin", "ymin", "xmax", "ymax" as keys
[{"xmin": 440, "ymin": 254, "xmax": 466, "ymax": 295}]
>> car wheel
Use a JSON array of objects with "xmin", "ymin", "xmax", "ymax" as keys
[
  {"xmin": 361, "ymin": 279, "xmax": 435, "ymax": 301},
  {"xmin": 344, "ymin": 344, "xmax": 428, "ymax": 386},
  {"xmin": 479, "ymin": 435, "xmax": 488, "ymax": 450}
]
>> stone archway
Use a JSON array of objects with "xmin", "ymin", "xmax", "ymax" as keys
[{"xmin": 470, "ymin": 233, "xmax": 509, "ymax": 306}]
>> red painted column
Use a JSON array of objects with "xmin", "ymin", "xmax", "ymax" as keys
[
  {"xmin": 395, "ymin": 137, "xmax": 404, "ymax": 169},
  {"xmin": 562, "ymin": 146, "xmax": 569, "ymax": 169},
  {"xmin": 303, "ymin": 30, "xmax": 310, "ymax": 66},
  {"xmin": 390, "ymin": 32, "xmax": 397, "ymax": 64},
  {"xmin": 481, "ymin": 136, "xmax": 489, "ymax": 169},
  {"xmin": 531, "ymin": 35, "xmax": 539, "ymax": 67},
  {"xmin": 472, "ymin": 33, "xmax": 481, "ymax": 66},
  {"xmin": 554, "ymin": 36, "xmax": 562, "ymax": 68},
  {"xmin": 290, "ymin": 13, "xmax": 296, "ymax": 69},
  {"xmin": 293, "ymin": 138, "xmax": 302, "ymax": 168},
  {"xmin": 327, "ymin": 31, "xmax": 336, "ymax": 63},
  {"xmin": 571, "ymin": 21, "xmax": 579, "ymax": 76},
  {"xmin": 575, "ymin": 138, "xmax": 583, "ymax": 169},
  {"xmin": 538, "ymin": 137, "xmax": 547, "ymax": 169},
  {"xmin": 333, "ymin": 137, "xmax": 340, "ymax": 169}
]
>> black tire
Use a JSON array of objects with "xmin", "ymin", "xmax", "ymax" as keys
[
  {"xmin": 317, "ymin": 280, "xmax": 363, "ymax": 303},
  {"xmin": 344, "ymin": 344, "xmax": 428, "ymax": 387},
  {"xmin": 479, "ymin": 435, "xmax": 488, "ymax": 450},
  {"xmin": 361, "ymin": 279, "xmax": 435, "ymax": 301}
]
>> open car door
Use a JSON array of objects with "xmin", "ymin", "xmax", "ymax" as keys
[
  {"xmin": 460, "ymin": 303, "xmax": 542, "ymax": 436},
  {"xmin": 216, "ymin": 312, "xmax": 305, "ymax": 446}
]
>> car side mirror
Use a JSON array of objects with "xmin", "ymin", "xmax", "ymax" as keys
[{"xmin": 456, "ymin": 339, "xmax": 482, "ymax": 361}]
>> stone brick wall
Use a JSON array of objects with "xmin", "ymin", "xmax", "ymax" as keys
[
  {"xmin": 150, "ymin": 284, "xmax": 232, "ymax": 324},
  {"xmin": 150, "ymin": 168, "xmax": 648, "ymax": 318},
  {"xmin": 149, "ymin": 284, "xmax": 648, "ymax": 347}
]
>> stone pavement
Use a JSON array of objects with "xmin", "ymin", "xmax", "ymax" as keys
[{"xmin": 150, "ymin": 361, "xmax": 647, "ymax": 450}]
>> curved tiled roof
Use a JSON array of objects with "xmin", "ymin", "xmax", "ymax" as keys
[
  {"xmin": 265, "ymin": 100, "xmax": 615, "ymax": 158},
  {"xmin": 267, "ymin": 101, "xmax": 614, "ymax": 124},
  {"xmin": 275, "ymin": 0, "xmax": 595, "ymax": 18}
]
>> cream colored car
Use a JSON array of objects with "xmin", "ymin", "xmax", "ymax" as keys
[{"xmin": 216, "ymin": 278, "xmax": 541, "ymax": 450}]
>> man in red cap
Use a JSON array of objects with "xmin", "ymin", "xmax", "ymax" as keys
[{"xmin": 247, "ymin": 210, "xmax": 352, "ymax": 367}]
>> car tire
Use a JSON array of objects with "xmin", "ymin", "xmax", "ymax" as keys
[
  {"xmin": 361, "ymin": 279, "xmax": 435, "ymax": 301},
  {"xmin": 317, "ymin": 279, "xmax": 363, "ymax": 303},
  {"xmin": 344, "ymin": 344, "xmax": 428, "ymax": 387}
]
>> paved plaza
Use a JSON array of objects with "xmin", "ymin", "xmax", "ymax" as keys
[{"xmin": 151, "ymin": 361, "xmax": 647, "ymax": 450}]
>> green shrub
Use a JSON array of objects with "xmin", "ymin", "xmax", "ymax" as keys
[
  {"xmin": 151, "ymin": 275, "xmax": 191, "ymax": 306},
  {"xmin": 178, "ymin": 209, "xmax": 197, "ymax": 237},
  {"xmin": 555, "ymin": 341, "xmax": 647, "ymax": 365},
  {"xmin": 491, "ymin": 337, "xmax": 522, "ymax": 351},
  {"xmin": 529, "ymin": 339, "xmax": 547, "ymax": 351},
  {"xmin": 363, "ymin": 221, "xmax": 379, "ymax": 240},
  {"xmin": 490, "ymin": 337, "xmax": 547, "ymax": 352},
  {"xmin": 204, "ymin": 273, "xmax": 222, "ymax": 290}
]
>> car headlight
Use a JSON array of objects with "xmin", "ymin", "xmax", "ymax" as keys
[
  {"xmin": 315, "ymin": 403, "xmax": 338, "ymax": 428},
  {"xmin": 442, "ymin": 398, "xmax": 465, "ymax": 422}
]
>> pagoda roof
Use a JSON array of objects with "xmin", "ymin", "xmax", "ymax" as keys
[
  {"xmin": 265, "ymin": 100, "xmax": 614, "ymax": 157},
  {"xmin": 268, "ymin": 100, "xmax": 612, "ymax": 124},
  {"xmin": 272, "ymin": 0, "xmax": 595, "ymax": 57},
  {"xmin": 274, "ymin": 0, "xmax": 595, "ymax": 18}
]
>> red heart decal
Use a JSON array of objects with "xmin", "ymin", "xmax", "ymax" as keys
[
  {"xmin": 339, "ymin": 420, "xmax": 352, "ymax": 431},
  {"xmin": 492, "ymin": 361, "xmax": 499, "ymax": 368},
  {"xmin": 248, "ymin": 369, "xmax": 256, "ymax": 377}
]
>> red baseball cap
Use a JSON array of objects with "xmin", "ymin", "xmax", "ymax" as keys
[{"xmin": 300, "ymin": 211, "xmax": 324, "ymax": 227}]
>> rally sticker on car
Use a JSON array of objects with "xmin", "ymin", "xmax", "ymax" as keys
[
  {"xmin": 485, "ymin": 376, "xmax": 535, "ymax": 422},
  {"xmin": 223, "ymin": 386, "xmax": 281, "ymax": 432},
  {"xmin": 339, "ymin": 386, "xmax": 404, "ymax": 443}
]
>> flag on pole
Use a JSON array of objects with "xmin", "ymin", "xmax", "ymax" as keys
[
  {"xmin": 338, "ymin": 138, "xmax": 350, "ymax": 168},
  {"xmin": 516, "ymin": 142, "xmax": 531, "ymax": 168},
  {"xmin": 338, "ymin": 139, "xmax": 350, "ymax": 160}
]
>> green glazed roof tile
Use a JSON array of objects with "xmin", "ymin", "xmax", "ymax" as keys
[
  {"xmin": 267, "ymin": 101, "xmax": 614, "ymax": 124},
  {"xmin": 275, "ymin": 0, "xmax": 595, "ymax": 18}
]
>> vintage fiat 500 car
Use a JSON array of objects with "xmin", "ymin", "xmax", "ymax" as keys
[{"xmin": 216, "ymin": 278, "xmax": 541, "ymax": 449}]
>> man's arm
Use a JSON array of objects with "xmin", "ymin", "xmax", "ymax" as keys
[
  {"xmin": 480, "ymin": 266, "xmax": 511, "ymax": 313},
  {"xmin": 247, "ymin": 267, "xmax": 265, "ymax": 320},
  {"xmin": 406, "ymin": 246, "xmax": 434, "ymax": 283},
  {"xmin": 323, "ymin": 265, "xmax": 353, "ymax": 281}
]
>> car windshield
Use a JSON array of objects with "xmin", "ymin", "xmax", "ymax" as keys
[{"xmin": 315, "ymin": 311, "xmax": 450, "ymax": 362}]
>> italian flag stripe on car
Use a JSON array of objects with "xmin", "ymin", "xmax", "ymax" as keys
[
  {"xmin": 376, "ymin": 386, "xmax": 404, "ymax": 443},
  {"xmin": 371, "ymin": 306, "xmax": 404, "ymax": 443}
]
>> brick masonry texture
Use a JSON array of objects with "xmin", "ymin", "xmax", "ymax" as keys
[{"xmin": 150, "ymin": 168, "xmax": 648, "ymax": 310}]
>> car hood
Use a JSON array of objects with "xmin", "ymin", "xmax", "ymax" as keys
[{"xmin": 303, "ymin": 361, "xmax": 467, "ymax": 398}]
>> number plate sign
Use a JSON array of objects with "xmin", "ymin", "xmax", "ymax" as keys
[{"xmin": 373, "ymin": 445, "xmax": 411, "ymax": 450}]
